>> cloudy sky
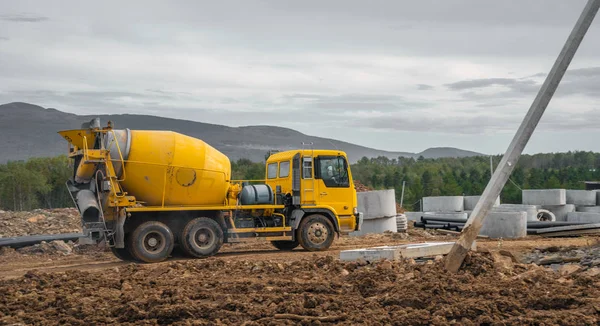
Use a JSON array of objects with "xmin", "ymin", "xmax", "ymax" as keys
[{"xmin": 1, "ymin": 0, "xmax": 599, "ymax": 155}]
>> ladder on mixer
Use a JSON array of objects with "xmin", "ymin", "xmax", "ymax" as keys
[{"xmin": 301, "ymin": 142, "xmax": 316, "ymax": 205}]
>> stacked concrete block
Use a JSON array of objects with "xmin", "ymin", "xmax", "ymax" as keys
[
  {"xmin": 566, "ymin": 190, "xmax": 596, "ymax": 206},
  {"xmin": 561, "ymin": 190, "xmax": 600, "ymax": 215},
  {"xmin": 576, "ymin": 206, "xmax": 600, "ymax": 213},
  {"xmin": 522, "ymin": 189, "xmax": 566, "ymax": 206},
  {"xmin": 405, "ymin": 212, "xmax": 423, "ymax": 221},
  {"xmin": 350, "ymin": 215, "xmax": 397, "ymax": 237},
  {"xmin": 350, "ymin": 189, "xmax": 398, "ymax": 237},
  {"xmin": 422, "ymin": 196, "xmax": 464, "ymax": 212},
  {"xmin": 407, "ymin": 196, "xmax": 467, "ymax": 223},
  {"xmin": 422, "ymin": 212, "xmax": 468, "ymax": 221},
  {"xmin": 567, "ymin": 212, "xmax": 600, "ymax": 223},
  {"xmin": 542, "ymin": 204, "xmax": 575, "ymax": 221},
  {"xmin": 358, "ymin": 189, "xmax": 396, "ymax": 219},
  {"xmin": 464, "ymin": 196, "xmax": 500, "ymax": 211},
  {"xmin": 493, "ymin": 204, "xmax": 539, "ymax": 221},
  {"xmin": 479, "ymin": 211, "xmax": 527, "ymax": 239}
]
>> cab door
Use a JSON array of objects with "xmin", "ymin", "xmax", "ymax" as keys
[{"xmin": 314, "ymin": 155, "xmax": 354, "ymax": 221}]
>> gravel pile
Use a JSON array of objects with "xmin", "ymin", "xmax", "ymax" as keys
[
  {"xmin": 0, "ymin": 208, "xmax": 81, "ymax": 238},
  {"xmin": 521, "ymin": 245, "xmax": 600, "ymax": 273}
]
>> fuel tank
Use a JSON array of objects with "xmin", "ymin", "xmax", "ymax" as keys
[{"xmin": 114, "ymin": 130, "xmax": 231, "ymax": 206}]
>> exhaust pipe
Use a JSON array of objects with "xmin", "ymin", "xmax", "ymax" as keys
[{"xmin": 76, "ymin": 189, "xmax": 100, "ymax": 222}]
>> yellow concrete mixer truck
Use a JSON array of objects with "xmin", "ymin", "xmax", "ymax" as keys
[{"xmin": 59, "ymin": 119, "xmax": 363, "ymax": 263}]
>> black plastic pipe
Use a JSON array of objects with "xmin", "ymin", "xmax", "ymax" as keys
[
  {"xmin": 0, "ymin": 233, "xmax": 83, "ymax": 249},
  {"xmin": 422, "ymin": 216, "xmax": 468, "ymax": 224}
]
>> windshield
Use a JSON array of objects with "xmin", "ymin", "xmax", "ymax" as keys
[{"xmin": 317, "ymin": 156, "xmax": 349, "ymax": 187}]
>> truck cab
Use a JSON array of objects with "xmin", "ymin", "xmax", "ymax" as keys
[{"xmin": 265, "ymin": 149, "xmax": 360, "ymax": 234}]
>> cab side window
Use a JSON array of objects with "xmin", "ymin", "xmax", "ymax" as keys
[
  {"xmin": 302, "ymin": 157, "xmax": 313, "ymax": 179},
  {"xmin": 279, "ymin": 161, "xmax": 290, "ymax": 178},
  {"xmin": 267, "ymin": 162, "xmax": 278, "ymax": 179},
  {"xmin": 315, "ymin": 156, "xmax": 349, "ymax": 187}
]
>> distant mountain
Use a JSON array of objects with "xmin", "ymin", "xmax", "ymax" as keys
[
  {"xmin": 418, "ymin": 147, "xmax": 484, "ymax": 159},
  {"xmin": 0, "ymin": 102, "xmax": 485, "ymax": 163}
]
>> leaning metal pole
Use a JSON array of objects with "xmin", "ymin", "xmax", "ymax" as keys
[{"xmin": 444, "ymin": 0, "xmax": 600, "ymax": 273}]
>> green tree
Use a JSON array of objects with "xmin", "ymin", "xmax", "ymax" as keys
[
  {"xmin": 544, "ymin": 175, "xmax": 561, "ymax": 188},
  {"xmin": 442, "ymin": 173, "xmax": 462, "ymax": 196},
  {"xmin": 0, "ymin": 161, "xmax": 50, "ymax": 211}
]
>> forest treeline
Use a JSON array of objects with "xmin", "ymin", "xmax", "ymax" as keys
[{"xmin": 1, "ymin": 151, "xmax": 599, "ymax": 211}]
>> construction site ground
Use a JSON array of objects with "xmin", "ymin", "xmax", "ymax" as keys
[{"xmin": 2, "ymin": 219, "xmax": 600, "ymax": 325}]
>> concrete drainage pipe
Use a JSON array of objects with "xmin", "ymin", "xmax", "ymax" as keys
[{"xmin": 537, "ymin": 209, "xmax": 556, "ymax": 222}]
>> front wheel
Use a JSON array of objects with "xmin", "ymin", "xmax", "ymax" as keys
[
  {"xmin": 298, "ymin": 214, "xmax": 335, "ymax": 251},
  {"xmin": 180, "ymin": 217, "xmax": 224, "ymax": 258},
  {"xmin": 271, "ymin": 240, "xmax": 299, "ymax": 251}
]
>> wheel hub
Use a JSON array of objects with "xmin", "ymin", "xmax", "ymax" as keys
[
  {"xmin": 147, "ymin": 238, "xmax": 158, "ymax": 247},
  {"xmin": 308, "ymin": 222, "xmax": 328, "ymax": 245},
  {"xmin": 143, "ymin": 231, "xmax": 165, "ymax": 253},
  {"xmin": 194, "ymin": 228, "xmax": 215, "ymax": 249}
]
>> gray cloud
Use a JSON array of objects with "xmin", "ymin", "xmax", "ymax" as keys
[
  {"xmin": 445, "ymin": 78, "xmax": 537, "ymax": 91},
  {"xmin": 346, "ymin": 108, "xmax": 600, "ymax": 136},
  {"xmin": 417, "ymin": 84, "xmax": 434, "ymax": 90},
  {"xmin": 282, "ymin": 93, "xmax": 431, "ymax": 114},
  {"xmin": 524, "ymin": 73, "xmax": 547, "ymax": 78},
  {"xmin": 0, "ymin": 37, "xmax": 8, "ymax": 41},
  {"xmin": 0, "ymin": 13, "xmax": 49, "ymax": 23},
  {"xmin": 567, "ymin": 66, "xmax": 600, "ymax": 77},
  {"xmin": 284, "ymin": 93, "xmax": 407, "ymax": 102},
  {"xmin": 447, "ymin": 66, "xmax": 600, "ymax": 101},
  {"xmin": 540, "ymin": 111, "xmax": 600, "ymax": 130},
  {"xmin": 349, "ymin": 113, "xmax": 521, "ymax": 135}
]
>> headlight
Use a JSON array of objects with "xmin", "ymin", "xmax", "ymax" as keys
[{"xmin": 353, "ymin": 207, "xmax": 358, "ymax": 215}]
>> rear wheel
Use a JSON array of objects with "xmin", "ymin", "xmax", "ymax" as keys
[
  {"xmin": 129, "ymin": 221, "xmax": 175, "ymax": 263},
  {"xmin": 271, "ymin": 240, "xmax": 299, "ymax": 251},
  {"xmin": 109, "ymin": 234, "xmax": 135, "ymax": 261},
  {"xmin": 180, "ymin": 217, "xmax": 224, "ymax": 258},
  {"xmin": 298, "ymin": 214, "xmax": 335, "ymax": 251}
]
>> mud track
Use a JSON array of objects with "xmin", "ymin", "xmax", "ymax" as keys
[{"xmin": 0, "ymin": 233, "xmax": 595, "ymax": 279}]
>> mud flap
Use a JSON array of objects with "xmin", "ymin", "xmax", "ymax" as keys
[
  {"xmin": 356, "ymin": 212, "xmax": 364, "ymax": 231},
  {"xmin": 289, "ymin": 209, "xmax": 305, "ymax": 230},
  {"xmin": 115, "ymin": 209, "xmax": 126, "ymax": 248}
]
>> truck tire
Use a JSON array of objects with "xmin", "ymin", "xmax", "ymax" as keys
[
  {"xmin": 129, "ymin": 221, "xmax": 174, "ymax": 263},
  {"xmin": 298, "ymin": 214, "xmax": 335, "ymax": 251},
  {"xmin": 110, "ymin": 234, "xmax": 135, "ymax": 261},
  {"xmin": 180, "ymin": 217, "xmax": 224, "ymax": 258},
  {"xmin": 110, "ymin": 247, "xmax": 135, "ymax": 261},
  {"xmin": 271, "ymin": 240, "xmax": 299, "ymax": 251}
]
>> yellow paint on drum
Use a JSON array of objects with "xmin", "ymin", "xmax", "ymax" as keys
[{"xmin": 120, "ymin": 130, "xmax": 231, "ymax": 206}]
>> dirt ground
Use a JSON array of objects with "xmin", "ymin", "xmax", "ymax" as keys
[{"xmin": 2, "ymin": 225, "xmax": 600, "ymax": 325}]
